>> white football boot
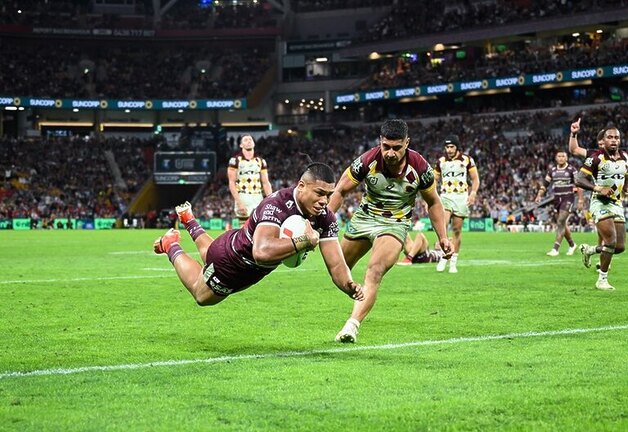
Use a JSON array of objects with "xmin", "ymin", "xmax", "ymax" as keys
[
  {"xmin": 335, "ymin": 319, "xmax": 359, "ymax": 343},
  {"xmin": 436, "ymin": 258, "xmax": 448, "ymax": 272},
  {"xmin": 546, "ymin": 249, "xmax": 559, "ymax": 257},
  {"xmin": 566, "ymin": 244, "xmax": 577, "ymax": 256},
  {"xmin": 595, "ymin": 279, "xmax": 615, "ymax": 291},
  {"xmin": 580, "ymin": 244, "xmax": 594, "ymax": 268}
]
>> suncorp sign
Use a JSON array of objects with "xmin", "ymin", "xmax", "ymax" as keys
[
  {"xmin": 162, "ymin": 100, "xmax": 190, "ymax": 109},
  {"xmin": 72, "ymin": 100, "xmax": 100, "ymax": 108},
  {"xmin": 570, "ymin": 69, "xmax": 596, "ymax": 79},
  {"xmin": 116, "ymin": 100, "xmax": 145, "ymax": 109}
]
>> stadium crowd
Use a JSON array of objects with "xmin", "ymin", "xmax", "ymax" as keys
[
  {"xmin": 360, "ymin": 0, "xmax": 627, "ymax": 43},
  {"xmin": 0, "ymin": 38, "xmax": 271, "ymax": 99},
  {"xmin": 2, "ymin": 35, "xmax": 623, "ymax": 101},
  {"xmin": 361, "ymin": 37, "xmax": 627, "ymax": 91},
  {"xmin": 1, "ymin": 104, "xmax": 626, "ymax": 230},
  {"xmin": 3, "ymin": 0, "xmax": 624, "ymax": 36}
]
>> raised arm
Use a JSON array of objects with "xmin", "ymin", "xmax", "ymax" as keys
[{"xmin": 569, "ymin": 118, "xmax": 587, "ymax": 158}]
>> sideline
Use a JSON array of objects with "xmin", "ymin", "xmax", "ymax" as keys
[{"xmin": 2, "ymin": 324, "xmax": 626, "ymax": 380}]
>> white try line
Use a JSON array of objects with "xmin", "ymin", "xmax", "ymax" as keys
[{"xmin": 1, "ymin": 324, "xmax": 626, "ymax": 380}]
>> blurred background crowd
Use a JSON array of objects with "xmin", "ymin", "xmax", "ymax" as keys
[{"xmin": 0, "ymin": 0, "xmax": 626, "ymax": 231}]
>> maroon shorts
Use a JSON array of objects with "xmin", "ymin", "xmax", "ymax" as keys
[
  {"xmin": 553, "ymin": 195, "xmax": 574, "ymax": 213},
  {"xmin": 202, "ymin": 230, "xmax": 274, "ymax": 296}
]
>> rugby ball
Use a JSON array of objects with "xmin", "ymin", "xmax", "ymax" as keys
[{"xmin": 279, "ymin": 215, "xmax": 309, "ymax": 268}]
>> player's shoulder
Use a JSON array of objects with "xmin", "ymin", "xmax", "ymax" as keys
[
  {"xmin": 406, "ymin": 149, "xmax": 430, "ymax": 170},
  {"xmin": 359, "ymin": 146, "xmax": 381, "ymax": 162},
  {"xmin": 228, "ymin": 155, "xmax": 240, "ymax": 166},
  {"xmin": 255, "ymin": 187, "xmax": 301, "ymax": 225}
]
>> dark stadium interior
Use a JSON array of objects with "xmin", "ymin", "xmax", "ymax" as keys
[{"xmin": 0, "ymin": 0, "xmax": 627, "ymax": 231}]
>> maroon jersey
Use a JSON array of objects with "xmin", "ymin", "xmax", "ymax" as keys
[
  {"xmin": 542, "ymin": 164, "xmax": 578, "ymax": 196},
  {"xmin": 203, "ymin": 186, "xmax": 338, "ymax": 296}
]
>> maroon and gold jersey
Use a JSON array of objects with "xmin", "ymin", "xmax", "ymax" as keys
[
  {"xmin": 346, "ymin": 147, "xmax": 435, "ymax": 221},
  {"xmin": 435, "ymin": 152, "xmax": 476, "ymax": 194},
  {"xmin": 581, "ymin": 149, "xmax": 628, "ymax": 203},
  {"xmin": 228, "ymin": 154, "xmax": 268, "ymax": 195}
]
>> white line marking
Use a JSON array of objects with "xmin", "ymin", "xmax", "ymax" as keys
[
  {"xmin": 0, "ymin": 275, "xmax": 172, "ymax": 285},
  {"xmin": 1, "ymin": 324, "xmax": 625, "ymax": 380}
]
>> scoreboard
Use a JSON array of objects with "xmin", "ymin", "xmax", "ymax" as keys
[{"xmin": 153, "ymin": 151, "xmax": 216, "ymax": 184}]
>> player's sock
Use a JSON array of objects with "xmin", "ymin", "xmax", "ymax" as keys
[
  {"xmin": 450, "ymin": 253, "xmax": 458, "ymax": 265},
  {"xmin": 414, "ymin": 251, "xmax": 427, "ymax": 261},
  {"xmin": 184, "ymin": 220, "xmax": 206, "ymax": 241},
  {"xmin": 567, "ymin": 239, "xmax": 575, "ymax": 247},
  {"xmin": 598, "ymin": 270, "xmax": 608, "ymax": 280},
  {"xmin": 167, "ymin": 244, "xmax": 184, "ymax": 264},
  {"xmin": 553, "ymin": 242, "xmax": 561, "ymax": 251}
]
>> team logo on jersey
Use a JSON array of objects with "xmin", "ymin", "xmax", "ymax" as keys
[
  {"xmin": 385, "ymin": 183, "xmax": 395, "ymax": 191},
  {"xmin": 420, "ymin": 166, "xmax": 435, "ymax": 185},
  {"xmin": 350, "ymin": 158, "xmax": 363, "ymax": 175},
  {"xmin": 368, "ymin": 177, "xmax": 379, "ymax": 186},
  {"xmin": 286, "ymin": 200, "xmax": 294, "ymax": 209}
]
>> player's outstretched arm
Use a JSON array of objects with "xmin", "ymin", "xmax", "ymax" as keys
[
  {"xmin": 320, "ymin": 240, "xmax": 364, "ymax": 300},
  {"xmin": 328, "ymin": 170, "xmax": 359, "ymax": 213}
]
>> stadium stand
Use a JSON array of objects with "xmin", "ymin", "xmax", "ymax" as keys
[{"xmin": 0, "ymin": 0, "xmax": 625, "ymax": 233}]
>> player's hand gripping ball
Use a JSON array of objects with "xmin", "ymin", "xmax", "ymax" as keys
[{"xmin": 279, "ymin": 215, "xmax": 309, "ymax": 268}]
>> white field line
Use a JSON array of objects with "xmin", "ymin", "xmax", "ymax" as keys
[
  {"xmin": 0, "ymin": 258, "xmax": 569, "ymax": 285},
  {"xmin": 1, "ymin": 324, "xmax": 626, "ymax": 380}
]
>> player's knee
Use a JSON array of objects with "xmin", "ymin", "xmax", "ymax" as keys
[
  {"xmin": 601, "ymin": 244, "xmax": 615, "ymax": 255},
  {"xmin": 366, "ymin": 262, "xmax": 388, "ymax": 282}
]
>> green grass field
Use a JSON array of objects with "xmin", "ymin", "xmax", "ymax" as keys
[{"xmin": 1, "ymin": 230, "xmax": 626, "ymax": 431}]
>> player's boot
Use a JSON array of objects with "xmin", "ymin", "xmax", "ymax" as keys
[
  {"xmin": 580, "ymin": 244, "xmax": 594, "ymax": 268},
  {"xmin": 546, "ymin": 249, "xmax": 559, "ymax": 257},
  {"xmin": 335, "ymin": 319, "xmax": 359, "ymax": 343},
  {"xmin": 396, "ymin": 256, "xmax": 413, "ymax": 266},
  {"xmin": 595, "ymin": 278, "xmax": 615, "ymax": 290},
  {"xmin": 436, "ymin": 258, "xmax": 448, "ymax": 272},
  {"xmin": 566, "ymin": 244, "xmax": 577, "ymax": 256},
  {"xmin": 448, "ymin": 263, "xmax": 458, "ymax": 273},
  {"xmin": 176, "ymin": 201, "xmax": 195, "ymax": 224},
  {"xmin": 153, "ymin": 228, "xmax": 181, "ymax": 254}
]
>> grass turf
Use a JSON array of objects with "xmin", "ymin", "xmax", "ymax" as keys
[{"xmin": 0, "ymin": 230, "xmax": 626, "ymax": 431}]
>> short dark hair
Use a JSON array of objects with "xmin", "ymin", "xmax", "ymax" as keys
[
  {"xmin": 600, "ymin": 125, "xmax": 620, "ymax": 140},
  {"xmin": 301, "ymin": 162, "xmax": 335, "ymax": 183},
  {"xmin": 380, "ymin": 119, "xmax": 408, "ymax": 141}
]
